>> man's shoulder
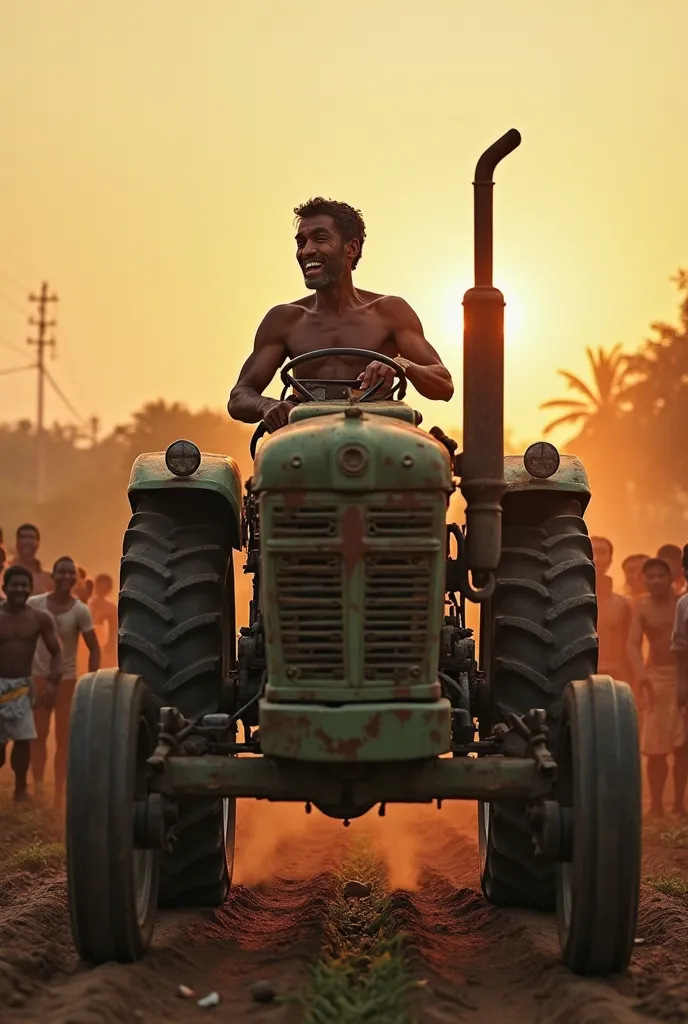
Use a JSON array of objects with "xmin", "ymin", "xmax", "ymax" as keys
[{"xmin": 25, "ymin": 598, "xmax": 51, "ymax": 621}]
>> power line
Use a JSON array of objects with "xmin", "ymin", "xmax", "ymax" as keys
[
  {"xmin": 0, "ymin": 289, "xmax": 28, "ymax": 318},
  {"xmin": 28, "ymin": 281, "xmax": 59, "ymax": 504},
  {"xmin": 0, "ymin": 364, "xmax": 35, "ymax": 377},
  {"xmin": 0, "ymin": 333, "xmax": 28, "ymax": 358},
  {"xmin": 43, "ymin": 366, "xmax": 86, "ymax": 425},
  {"xmin": 0, "ymin": 267, "xmax": 30, "ymax": 295},
  {"xmin": 0, "ymin": 244, "xmax": 36, "ymax": 286}
]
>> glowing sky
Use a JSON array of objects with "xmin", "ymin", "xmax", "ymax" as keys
[{"xmin": 1, "ymin": 0, "xmax": 686, "ymax": 444}]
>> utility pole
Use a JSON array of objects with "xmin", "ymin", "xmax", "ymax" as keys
[{"xmin": 28, "ymin": 282, "xmax": 58, "ymax": 505}]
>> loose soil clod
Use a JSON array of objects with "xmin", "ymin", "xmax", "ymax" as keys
[
  {"xmin": 343, "ymin": 879, "xmax": 373, "ymax": 899},
  {"xmin": 250, "ymin": 980, "xmax": 276, "ymax": 1004}
]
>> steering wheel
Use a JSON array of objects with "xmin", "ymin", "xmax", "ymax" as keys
[
  {"xmin": 279, "ymin": 348, "xmax": 407, "ymax": 403},
  {"xmin": 249, "ymin": 348, "xmax": 408, "ymax": 458}
]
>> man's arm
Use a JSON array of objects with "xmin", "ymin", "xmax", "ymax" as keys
[
  {"xmin": 359, "ymin": 297, "xmax": 454, "ymax": 401},
  {"xmin": 38, "ymin": 611, "xmax": 62, "ymax": 685},
  {"xmin": 83, "ymin": 630, "xmax": 101, "ymax": 674},
  {"xmin": 619, "ymin": 597, "xmax": 634, "ymax": 685},
  {"xmin": 78, "ymin": 604, "xmax": 101, "ymax": 674},
  {"xmin": 627, "ymin": 602, "xmax": 647, "ymax": 691},
  {"xmin": 227, "ymin": 306, "xmax": 293, "ymax": 430},
  {"xmin": 671, "ymin": 595, "xmax": 688, "ymax": 707}
]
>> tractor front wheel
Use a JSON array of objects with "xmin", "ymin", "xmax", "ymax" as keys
[
  {"xmin": 66, "ymin": 670, "xmax": 159, "ymax": 963},
  {"xmin": 556, "ymin": 675, "xmax": 641, "ymax": 975}
]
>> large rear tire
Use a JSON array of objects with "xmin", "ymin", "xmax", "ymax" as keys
[
  {"xmin": 479, "ymin": 506, "xmax": 598, "ymax": 910},
  {"xmin": 118, "ymin": 492, "xmax": 237, "ymax": 908}
]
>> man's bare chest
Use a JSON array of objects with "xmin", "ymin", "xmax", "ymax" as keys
[
  {"xmin": 285, "ymin": 312, "xmax": 395, "ymax": 374},
  {"xmin": 0, "ymin": 614, "xmax": 40, "ymax": 645}
]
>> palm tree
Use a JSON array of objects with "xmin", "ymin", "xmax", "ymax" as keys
[{"xmin": 540, "ymin": 344, "xmax": 629, "ymax": 438}]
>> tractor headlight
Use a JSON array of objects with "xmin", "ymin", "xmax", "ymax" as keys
[
  {"xmin": 523, "ymin": 441, "xmax": 560, "ymax": 480},
  {"xmin": 165, "ymin": 439, "xmax": 202, "ymax": 477}
]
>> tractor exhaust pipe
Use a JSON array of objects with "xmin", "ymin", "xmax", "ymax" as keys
[{"xmin": 460, "ymin": 129, "xmax": 521, "ymax": 579}]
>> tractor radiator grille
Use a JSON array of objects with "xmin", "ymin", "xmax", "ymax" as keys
[
  {"xmin": 274, "ymin": 552, "xmax": 344, "ymax": 681},
  {"xmin": 270, "ymin": 499, "xmax": 437, "ymax": 685},
  {"xmin": 367, "ymin": 505, "xmax": 435, "ymax": 537},
  {"xmin": 272, "ymin": 505, "xmax": 338, "ymax": 538},
  {"xmin": 364, "ymin": 553, "xmax": 432, "ymax": 681}
]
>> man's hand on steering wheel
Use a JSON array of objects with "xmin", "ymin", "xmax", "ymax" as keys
[
  {"xmin": 262, "ymin": 398, "xmax": 296, "ymax": 433},
  {"xmin": 357, "ymin": 359, "xmax": 400, "ymax": 393}
]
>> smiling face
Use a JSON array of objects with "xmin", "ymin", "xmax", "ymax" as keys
[
  {"xmin": 3, "ymin": 571, "xmax": 32, "ymax": 608},
  {"xmin": 53, "ymin": 558, "xmax": 77, "ymax": 595},
  {"xmin": 644, "ymin": 563, "xmax": 673, "ymax": 599},
  {"xmin": 16, "ymin": 527, "xmax": 39, "ymax": 560},
  {"xmin": 295, "ymin": 214, "xmax": 357, "ymax": 290}
]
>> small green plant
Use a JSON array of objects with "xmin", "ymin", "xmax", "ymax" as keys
[
  {"xmin": 659, "ymin": 825, "xmax": 688, "ymax": 849},
  {"xmin": 293, "ymin": 835, "xmax": 421, "ymax": 1024},
  {"xmin": 646, "ymin": 873, "xmax": 688, "ymax": 898},
  {"xmin": 9, "ymin": 841, "xmax": 65, "ymax": 872}
]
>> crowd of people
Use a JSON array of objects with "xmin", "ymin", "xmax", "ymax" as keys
[
  {"xmin": 0, "ymin": 523, "xmax": 117, "ymax": 807},
  {"xmin": 0, "ymin": 519, "xmax": 687, "ymax": 821},
  {"xmin": 594, "ymin": 539, "xmax": 688, "ymax": 819}
]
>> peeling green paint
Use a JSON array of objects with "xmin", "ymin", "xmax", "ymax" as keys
[
  {"xmin": 258, "ymin": 698, "xmax": 452, "ymax": 761},
  {"xmin": 127, "ymin": 450, "xmax": 243, "ymax": 547},
  {"xmin": 503, "ymin": 453, "xmax": 591, "ymax": 504}
]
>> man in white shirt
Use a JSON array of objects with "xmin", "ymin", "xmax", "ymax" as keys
[{"xmin": 28, "ymin": 556, "xmax": 100, "ymax": 808}]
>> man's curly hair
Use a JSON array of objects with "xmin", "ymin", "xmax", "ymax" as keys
[{"xmin": 293, "ymin": 198, "xmax": 366, "ymax": 269}]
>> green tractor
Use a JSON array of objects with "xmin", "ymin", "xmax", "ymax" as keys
[{"xmin": 66, "ymin": 130, "xmax": 641, "ymax": 976}]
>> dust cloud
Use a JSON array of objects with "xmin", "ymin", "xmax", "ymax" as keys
[{"xmin": 232, "ymin": 796, "xmax": 478, "ymax": 891}]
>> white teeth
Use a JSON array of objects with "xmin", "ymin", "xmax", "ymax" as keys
[{"xmin": 305, "ymin": 261, "xmax": 322, "ymax": 270}]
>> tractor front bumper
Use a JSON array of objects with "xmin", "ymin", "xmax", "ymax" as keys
[{"xmin": 150, "ymin": 753, "xmax": 553, "ymax": 804}]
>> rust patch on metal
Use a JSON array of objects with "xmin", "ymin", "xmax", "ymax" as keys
[
  {"xmin": 363, "ymin": 713, "xmax": 382, "ymax": 739},
  {"xmin": 282, "ymin": 490, "xmax": 306, "ymax": 509},
  {"xmin": 341, "ymin": 505, "xmax": 365, "ymax": 579},
  {"xmin": 313, "ymin": 729, "xmax": 363, "ymax": 759},
  {"xmin": 383, "ymin": 455, "xmax": 394, "ymax": 466},
  {"xmin": 430, "ymin": 729, "xmax": 441, "ymax": 743},
  {"xmin": 384, "ymin": 492, "xmax": 423, "ymax": 509},
  {"xmin": 394, "ymin": 709, "xmax": 413, "ymax": 723}
]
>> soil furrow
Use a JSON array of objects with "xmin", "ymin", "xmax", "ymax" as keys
[{"xmin": 1, "ymin": 802, "xmax": 687, "ymax": 1023}]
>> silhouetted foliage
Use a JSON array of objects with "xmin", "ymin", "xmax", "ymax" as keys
[
  {"xmin": 541, "ymin": 270, "xmax": 688, "ymax": 549},
  {"xmin": 0, "ymin": 402, "xmax": 253, "ymax": 580}
]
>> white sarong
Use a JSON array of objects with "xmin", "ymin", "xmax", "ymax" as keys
[{"xmin": 0, "ymin": 677, "xmax": 36, "ymax": 743}]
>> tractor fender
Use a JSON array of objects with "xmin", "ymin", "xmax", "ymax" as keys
[
  {"xmin": 503, "ymin": 454, "xmax": 591, "ymax": 511},
  {"xmin": 127, "ymin": 451, "xmax": 243, "ymax": 549}
]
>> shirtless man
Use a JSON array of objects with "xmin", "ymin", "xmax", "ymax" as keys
[
  {"xmin": 0, "ymin": 565, "xmax": 61, "ymax": 802},
  {"xmin": 89, "ymin": 573, "xmax": 118, "ymax": 668},
  {"xmin": 29, "ymin": 557, "xmax": 100, "ymax": 808},
  {"xmin": 622, "ymin": 553, "xmax": 650, "ymax": 603},
  {"xmin": 591, "ymin": 536, "xmax": 632, "ymax": 683},
  {"xmin": 657, "ymin": 544, "xmax": 688, "ymax": 597},
  {"xmin": 11, "ymin": 524, "xmax": 53, "ymax": 596},
  {"xmin": 628, "ymin": 558, "xmax": 685, "ymax": 817},
  {"xmin": 228, "ymin": 197, "xmax": 453, "ymax": 431},
  {"xmin": 670, "ymin": 545, "xmax": 688, "ymax": 816}
]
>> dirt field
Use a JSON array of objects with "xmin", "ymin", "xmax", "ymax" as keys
[{"xmin": 1, "ymin": 792, "xmax": 687, "ymax": 1024}]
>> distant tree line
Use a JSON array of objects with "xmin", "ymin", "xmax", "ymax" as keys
[{"xmin": 541, "ymin": 269, "xmax": 688, "ymax": 549}]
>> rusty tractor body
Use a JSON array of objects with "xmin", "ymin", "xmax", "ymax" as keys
[{"xmin": 66, "ymin": 131, "xmax": 642, "ymax": 977}]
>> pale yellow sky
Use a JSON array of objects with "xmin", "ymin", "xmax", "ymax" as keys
[{"xmin": 1, "ymin": 0, "xmax": 686, "ymax": 444}]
